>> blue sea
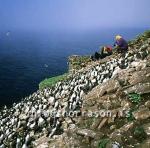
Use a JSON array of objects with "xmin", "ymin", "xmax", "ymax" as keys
[{"xmin": 0, "ymin": 28, "xmax": 148, "ymax": 107}]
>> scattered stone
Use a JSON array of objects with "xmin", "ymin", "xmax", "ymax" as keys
[
  {"xmin": 132, "ymin": 107, "xmax": 150, "ymax": 120},
  {"xmin": 76, "ymin": 128, "xmax": 96, "ymax": 139}
]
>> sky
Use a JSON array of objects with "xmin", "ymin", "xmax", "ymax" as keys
[{"xmin": 0, "ymin": 0, "xmax": 150, "ymax": 32}]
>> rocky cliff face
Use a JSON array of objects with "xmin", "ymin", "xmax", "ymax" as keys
[{"xmin": 0, "ymin": 31, "xmax": 150, "ymax": 148}]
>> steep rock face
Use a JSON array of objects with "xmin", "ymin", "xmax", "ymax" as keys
[{"xmin": 0, "ymin": 31, "xmax": 150, "ymax": 148}]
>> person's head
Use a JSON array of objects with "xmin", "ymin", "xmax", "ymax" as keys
[{"xmin": 115, "ymin": 35, "xmax": 122, "ymax": 40}]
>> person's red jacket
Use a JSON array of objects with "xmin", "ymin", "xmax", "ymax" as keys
[{"xmin": 105, "ymin": 46, "xmax": 112, "ymax": 53}]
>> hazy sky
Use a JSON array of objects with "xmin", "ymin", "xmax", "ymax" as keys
[{"xmin": 0, "ymin": 0, "xmax": 150, "ymax": 31}]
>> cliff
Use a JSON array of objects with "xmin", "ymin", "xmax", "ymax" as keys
[{"xmin": 0, "ymin": 30, "xmax": 150, "ymax": 148}]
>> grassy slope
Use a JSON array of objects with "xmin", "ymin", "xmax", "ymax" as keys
[{"xmin": 39, "ymin": 73, "xmax": 68, "ymax": 90}]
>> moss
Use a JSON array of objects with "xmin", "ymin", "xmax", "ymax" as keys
[{"xmin": 39, "ymin": 73, "xmax": 68, "ymax": 89}]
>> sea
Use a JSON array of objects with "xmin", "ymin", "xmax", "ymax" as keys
[{"xmin": 0, "ymin": 28, "xmax": 148, "ymax": 107}]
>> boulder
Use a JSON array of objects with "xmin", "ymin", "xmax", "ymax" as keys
[
  {"xmin": 83, "ymin": 79, "xmax": 121, "ymax": 101},
  {"xmin": 110, "ymin": 122, "xmax": 134, "ymax": 143},
  {"xmin": 128, "ymin": 67, "xmax": 150, "ymax": 85},
  {"xmin": 124, "ymin": 83, "xmax": 150, "ymax": 95},
  {"xmin": 132, "ymin": 107, "xmax": 150, "ymax": 120}
]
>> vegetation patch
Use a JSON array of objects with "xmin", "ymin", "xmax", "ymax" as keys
[
  {"xmin": 98, "ymin": 138, "xmax": 110, "ymax": 148},
  {"xmin": 128, "ymin": 93, "xmax": 141, "ymax": 104},
  {"xmin": 39, "ymin": 73, "xmax": 68, "ymax": 89},
  {"xmin": 127, "ymin": 106, "xmax": 139, "ymax": 122},
  {"xmin": 133, "ymin": 126, "xmax": 147, "ymax": 142}
]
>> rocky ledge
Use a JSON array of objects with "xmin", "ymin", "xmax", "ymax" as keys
[{"xmin": 0, "ymin": 30, "xmax": 150, "ymax": 148}]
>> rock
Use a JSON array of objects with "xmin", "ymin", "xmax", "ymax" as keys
[
  {"xmin": 98, "ymin": 118, "xmax": 108, "ymax": 129},
  {"xmin": 137, "ymin": 138, "xmax": 150, "ymax": 148},
  {"xmin": 143, "ymin": 123, "xmax": 150, "ymax": 136},
  {"xmin": 19, "ymin": 114, "xmax": 27, "ymax": 120},
  {"xmin": 34, "ymin": 136, "xmax": 49, "ymax": 148},
  {"xmin": 83, "ymin": 79, "xmax": 121, "ymax": 101},
  {"xmin": 132, "ymin": 60, "xmax": 147, "ymax": 70},
  {"xmin": 110, "ymin": 122, "xmax": 134, "ymax": 137},
  {"xmin": 145, "ymin": 101, "xmax": 150, "ymax": 108},
  {"xmin": 120, "ymin": 99, "xmax": 132, "ymax": 109},
  {"xmin": 102, "ymin": 100, "xmax": 112, "ymax": 109},
  {"xmin": 132, "ymin": 107, "xmax": 150, "ymax": 120},
  {"xmin": 76, "ymin": 128, "xmax": 96, "ymax": 138},
  {"xmin": 48, "ymin": 132, "xmax": 82, "ymax": 148},
  {"xmin": 128, "ymin": 67, "xmax": 150, "ymax": 85},
  {"xmin": 110, "ymin": 125, "xmax": 116, "ymax": 130},
  {"xmin": 110, "ymin": 122, "xmax": 134, "ymax": 144},
  {"xmin": 124, "ymin": 83, "xmax": 150, "ymax": 95}
]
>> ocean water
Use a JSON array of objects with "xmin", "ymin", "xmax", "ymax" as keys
[{"xmin": 0, "ymin": 28, "xmax": 148, "ymax": 107}]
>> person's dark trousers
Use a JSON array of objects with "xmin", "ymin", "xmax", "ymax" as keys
[
  {"xmin": 117, "ymin": 47, "xmax": 128, "ymax": 53},
  {"xmin": 117, "ymin": 47, "xmax": 128, "ymax": 57},
  {"xmin": 94, "ymin": 52, "xmax": 101, "ymax": 60}
]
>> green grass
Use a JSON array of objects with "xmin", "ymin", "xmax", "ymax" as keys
[{"xmin": 39, "ymin": 73, "xmax": 68, "ymax": 89}]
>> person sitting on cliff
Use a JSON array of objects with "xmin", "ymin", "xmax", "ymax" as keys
[
  {"xmin": 91, "ymin": 46, "xmax": 112, "ymax": 60},
  {"xmin": 114, "ymin": 35, "xmax": 128, "ymax": 53}
]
